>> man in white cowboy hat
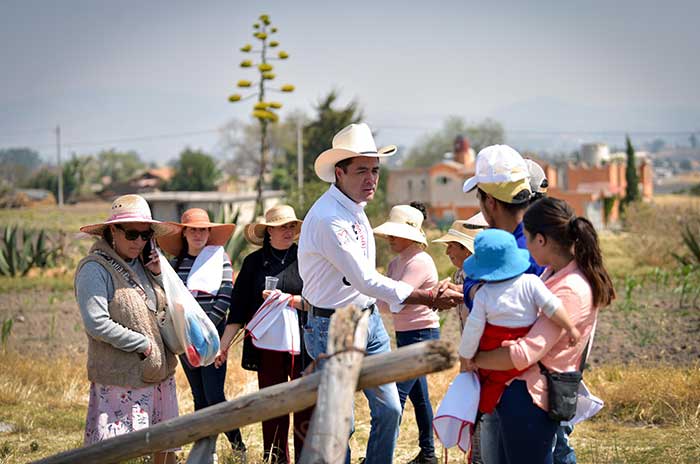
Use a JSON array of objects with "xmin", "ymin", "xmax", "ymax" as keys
[
  {"xmin": 298, "ymin": 122, "xmax": 463, "ymax": 464},
  {"xmin": 461, "ymin": 145, "xmax": 547, "ymax": 463}
]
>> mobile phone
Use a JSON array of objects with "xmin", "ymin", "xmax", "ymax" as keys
[{"xmin": 141, "ymin": 239, "xmax": 155, "ymax": 264}]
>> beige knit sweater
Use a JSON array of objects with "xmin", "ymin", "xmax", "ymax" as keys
[{"xmin": 75, "ymin": 239, "xmax": 177, "ymax": 388}]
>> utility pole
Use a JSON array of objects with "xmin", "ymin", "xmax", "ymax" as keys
[
  {"xmin": 297, "ymin": 118, "xmax": 303, "ymax": 207},
  {"xmin": 55, "ymin": 125, "xmax": 64, "ymax": 208}
]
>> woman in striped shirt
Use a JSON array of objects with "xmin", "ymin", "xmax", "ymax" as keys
[{"xmin": 157, "ymin": 208, "xmax": 246, "ymax": 457}]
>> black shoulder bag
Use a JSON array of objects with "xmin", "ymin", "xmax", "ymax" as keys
[{"xmin": 538, "ymin": 339, "xmax": 590, "ymax": 422}]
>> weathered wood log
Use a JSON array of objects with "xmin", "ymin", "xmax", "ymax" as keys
[
  {"xmin": 298, "ymin": 306, "xmax": 369, "ymax": 464},
  {"xmin": 33, "ymin": 339, "xmax": 456, "ymax": 464}
]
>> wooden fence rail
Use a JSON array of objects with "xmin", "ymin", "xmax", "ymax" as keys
[{"xmin": 34, "ymin": 331, "xmax": 456, "ymax": 464}]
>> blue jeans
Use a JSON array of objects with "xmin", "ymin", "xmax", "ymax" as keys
[
  {"xmin": 479, "ymin": 411, "xmax": 500, "ymax": 464},
  {"xmin": 305, "ymin": 308, "xmax": 402, "ymax": 464},
  {"xmin": 483, "ymin": 380, "xmax": 557, "ymax": 464},
  {"xmin": 395, "ymin": 327, "xmax": 440, "ymax": 457},
  {"xmin": 180, "ymin": 355, "xmax": 244, "ymax": 449},
  {"xmin": 553, "ymin": 425, "xmax": 576, "ymax": 464}
]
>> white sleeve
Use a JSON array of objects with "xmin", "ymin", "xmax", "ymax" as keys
[
  {"xmin": 530, "ymin": 276, "xmax": 562, "ymax": 318},
  {"xmin": 318, "ymin": 219, "xmax": 414, "ymax": 306},
  {"xmin": 458, "ymin": 290, "xmax": 487, "ymax": 358}
]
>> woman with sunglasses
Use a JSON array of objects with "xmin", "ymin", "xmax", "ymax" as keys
[{"xmin": 75, "ymin": 194, "xmax": 181, "ymax": 464}]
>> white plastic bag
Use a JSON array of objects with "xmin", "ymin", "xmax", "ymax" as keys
[{"xmin": 157, "ymin": 250, "xmax": 220, "ymax": 367}]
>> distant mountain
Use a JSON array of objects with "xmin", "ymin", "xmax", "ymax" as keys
[{"xmin": 491, "ymin": 96, "xmax": 700, "ymax": 153}]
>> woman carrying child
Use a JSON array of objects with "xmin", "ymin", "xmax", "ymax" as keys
[{"xmin": 470, "ymin": 197, "xmax": 615, "ymax": 463}]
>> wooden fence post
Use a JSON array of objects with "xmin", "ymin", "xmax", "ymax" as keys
[
  {"xmin": 33, "ymin": 340, "xmax": 456, "ymax": 464},
  {"xmin": 299, "ymin": 306, "xmax": 369, "ymax": 464}
]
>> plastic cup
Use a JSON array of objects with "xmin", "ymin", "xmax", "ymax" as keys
[{"xmin": 265, "ymin": 276, "xmax": 279, "ymax": 291}]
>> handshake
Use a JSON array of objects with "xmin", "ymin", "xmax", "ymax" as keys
[{"xmin": 405, "ymin": 278, "xmax": 463, "ymax": 310}]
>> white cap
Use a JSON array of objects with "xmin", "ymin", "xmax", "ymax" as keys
[
  {"xmin": 525, "ymin": 159, "xmax": 548, "ymax": 194},
  {"xmin": 462, "ymin": 144, "xmax": 529, "ymax": 193}
]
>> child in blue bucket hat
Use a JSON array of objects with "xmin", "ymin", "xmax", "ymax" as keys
[{"xmin": 458, "ymin": 228, "xmax": 580, "ymax": 414}]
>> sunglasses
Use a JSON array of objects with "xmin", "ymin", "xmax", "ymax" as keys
[{"xmin": 115, "ymin": 225, "xmax": 154, "ymax": 241}]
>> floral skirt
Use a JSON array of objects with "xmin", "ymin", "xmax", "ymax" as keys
[{"xmin": 84, "ymin": 376, "xmax": 179, "ymax": 446}]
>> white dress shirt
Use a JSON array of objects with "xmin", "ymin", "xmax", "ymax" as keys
[
  {"xmin": 299, "ymin": 184, "xmax": 413, "ymax": 311},
  {"xmin": 458, "ymin": 273, "xmax": 561, "ymax": 359}
]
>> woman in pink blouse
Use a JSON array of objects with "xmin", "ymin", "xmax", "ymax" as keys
[
  {"xmin": 473, "ymin": 197, "xmax": 615, "ymax": 463},
  {"xmin": 375, "ymin": 202, "xmax": 440, "ymax": 464}
]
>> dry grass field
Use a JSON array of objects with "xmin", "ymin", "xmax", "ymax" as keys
[{"xmin": 1, "ymin": 196, "xmax": 700, "ymax": 463}]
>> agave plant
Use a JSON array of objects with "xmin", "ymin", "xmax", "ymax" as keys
[
  {"xmin": 212, "ymin": 205, "xmax": 249, "ymax": 268},
  {"xmin": 673, "ymin": 224, "xmax": 700, "ymax": 267},
  {"xmin": 0, "ymin": 226, "xmax": 60, "ymax": 277}
]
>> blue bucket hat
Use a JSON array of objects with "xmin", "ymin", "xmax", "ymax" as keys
[{"xmin": 462, "ymin": 229, "xmax": 531, "ymax": 281}]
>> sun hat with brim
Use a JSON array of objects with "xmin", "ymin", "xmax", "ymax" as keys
[
  {"xmin": 156, "ymin": 208, "xmax": 236, "ymax": 256},
  {"xmin": 462, "ymin": 144, "xmax": 530, "ymax": 194},
  {"xmin": 462, "ymin": 228, "xmax": 531, "ymax": 282},
  {"xmin": 433, "ymin": 220, "xmax": 482, "ymax": 253},
  {"xmin": 465, "ymin": 212, "xmax": 489, "ymax": 228},
  {"xmin": 373, "ymin": 205, "xmax": 427, "ymax": 246},
  {"xmin": 479, "ymin": 178, "xmax": 532, "ymax": 204},
  {"xmin": 315, "ymin": 122, "xmax": 397, "ymax": 183},
  {"xmin": 243, "ymin": 204, "xmax": 302, "ymax": 246},
  {"xmin": 80, "ymin": 194, "xmax": 180, "ymax": 237}
]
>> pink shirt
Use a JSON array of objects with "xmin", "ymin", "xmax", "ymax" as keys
[
  {"xmin": 378, "ymin": 245, "xmax": 439, "ymax": 332},
  {"xmin": 507, "ymin": 260, "xmax": 598, "ymax": 411}
]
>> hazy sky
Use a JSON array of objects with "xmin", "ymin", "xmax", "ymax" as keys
[{"xmin": 1, "ymin": 0, "xmax": 698, "ymax": 162}]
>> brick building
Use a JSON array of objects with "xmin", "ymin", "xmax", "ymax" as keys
[{"xmin": 386, "ymin": 139, "xmax": 653, "ymax": 228}]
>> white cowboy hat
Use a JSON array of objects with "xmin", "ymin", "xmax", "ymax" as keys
[
  {"xmin": 373, "ymin": 205, "xmax": 427, "ymax": 246},
  {"xmin": 433, "ymin": 220, "xmax": 483, "ymax": 253},
  {"xmin": 314, "ymin": 123, "xmax": 397, "ymax": 183},
  {"xmin": 80, "ymin": 194, "xmax": 180, "ymax": 237},
  {"xmin": 243, "ymin": 204, "xmax": 303, "ymax": 246}
]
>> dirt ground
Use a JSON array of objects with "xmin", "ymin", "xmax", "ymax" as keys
[{"xmin": 2, "ymin": 285, "xmax": 699, "ymax": 367}]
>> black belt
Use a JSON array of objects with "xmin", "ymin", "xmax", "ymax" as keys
[{"xmin": 311, "ymin": 304, "xmax": 375, "ymax": 318}]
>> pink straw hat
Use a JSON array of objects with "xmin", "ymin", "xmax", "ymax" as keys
[{"xmin": 80, "ymin": 194, "xmax": 180, "ymax": 237}]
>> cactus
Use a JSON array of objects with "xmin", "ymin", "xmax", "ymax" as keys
[{"xmin": 0, "ymin": 226, "xmax": 59, "ymax": 277}]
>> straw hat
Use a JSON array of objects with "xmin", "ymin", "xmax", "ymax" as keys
[
  {"xmin": 433, "ymin": 220, "xmax": 483, "ymax": 253},
  {"xmin": 156, "ymin": 208, "xmax": 235, "ymax": 256},
  {"xmin": 314, "ymin": 123, "xmax": 397, "ymax": 183},
  {"xmin": 243, "ymin": 204, "xmax": 302, "ymax": 246},
  {"xmin": 80, "ymin": 194, "xmax": 180, "ymax": 237},
  {"xmin": 373, "ymin": 205, "xmax": 427, "ymax": 246}
]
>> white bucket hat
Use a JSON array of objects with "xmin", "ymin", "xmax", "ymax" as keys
[
  {"xmin": 462, "ymin": 144, "xmax": 530, "ymax": 193},
  {"xmin": 373, "ymin": 205, "xmax": 427, "ymax": 246},
  {"xmin": 314, "ymin": 123, "xmax": 397, "ymax": 183}
]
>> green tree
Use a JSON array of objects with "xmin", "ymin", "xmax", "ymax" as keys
[
  {"xmin": 24, "ymin": 154, "xmax": 86, "ymax": 202},
  {"xmin": 97, "ymin": 149, "xmax": 145, "ymax": 184},
  {"xmin": 403, "ymin": 116, "xmax": 505, "ymax": 168},
  {"xmin": 0, "ymin": 148, "xmax": 42, "ymax": 185},
  {"xmin": 167, "ymin": 149, "xmax": 220, "ymax": 191},
  {"xmin": 623, "ymin": 134, "xmax": 640, "ymax": 207},
  {"xmin": 228, "ymin": 13, "xmax": 295, "ymax": 216}
]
